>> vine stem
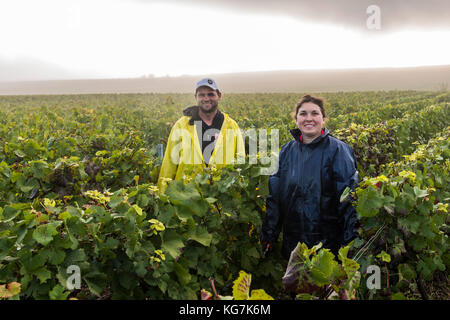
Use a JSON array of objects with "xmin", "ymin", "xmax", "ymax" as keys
[
  {"xmin": 417, "ymin": 275, "xmax": 429, "ymax": 300},
  {"xmin": 209, "ymin": 277, "xmax": 219, "ymax": 299},
  {"xmin": 353, "ymin": 223, "xmax": 386, "ymax": 262},
  {"xmin": 385, "ymin": 263, "xmax": 391, "ymax": 297}
]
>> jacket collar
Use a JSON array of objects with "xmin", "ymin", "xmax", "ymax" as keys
[
  {"xmin": 183, "ymin": 106, "xmax": 200, "ymax": 125},
  {"xmin": 290, "ymin": 127, "xmax": 329, "ymax": 145},
  {"xmin": 183, "ymin": 105, "xmax": 224, "ymax": 126}
]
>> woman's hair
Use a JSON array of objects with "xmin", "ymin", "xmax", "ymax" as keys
[{"xmin": 292, "ymin": 95, "xmax": 326, "ymax": 120}]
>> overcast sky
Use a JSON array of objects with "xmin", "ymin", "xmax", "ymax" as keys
[{"xmin": 1, "ymin": 0, "xmax": 449, "ymax": 82}]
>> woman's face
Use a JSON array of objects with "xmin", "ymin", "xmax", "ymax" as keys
[{"xmin": 296, "ymin": 102, "xmax": 326, "ymax": 141}]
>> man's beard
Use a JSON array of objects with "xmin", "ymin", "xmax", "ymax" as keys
[{"xmin": 198, "ymin": 103, "xmax": 218, "ymax": 114}]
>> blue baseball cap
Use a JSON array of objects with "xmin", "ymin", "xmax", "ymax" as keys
[{"xmin": 195, "ymin": 78, "xmax": 220, "ymax": 92}]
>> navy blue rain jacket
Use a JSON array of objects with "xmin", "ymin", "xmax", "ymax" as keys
[{"xmin": 261, "ymin": 128, "xmax": 359, "ymax": 259}]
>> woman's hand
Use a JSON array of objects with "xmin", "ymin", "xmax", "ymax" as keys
[{"xmin": 262, "ymin": 241, "xmax": 273, "ymax": 257}]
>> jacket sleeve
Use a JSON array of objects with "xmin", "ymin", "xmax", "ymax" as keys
[
  {"xmin": 332, "ymin": 143, "xmax": 360, "ymax": 246},
  {"xmin": 157, "ymin": 123, "xmax": 181, "ymax": 193},
  {"xmin": 261, "ymin": 145, "xmax": 286, "ymax": 243}
]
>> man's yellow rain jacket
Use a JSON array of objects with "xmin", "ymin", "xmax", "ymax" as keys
[{"xmin": 157, "ymin": 112, "xmax": 245, "ymax": 193}]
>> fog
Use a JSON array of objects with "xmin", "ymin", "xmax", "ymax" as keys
[{"xmin": 145, "ymin": 0, "xmax": 450, "ymax": 31}]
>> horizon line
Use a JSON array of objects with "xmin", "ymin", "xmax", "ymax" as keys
[{"xmin": 1, "ymin": 64, "xmax": 449, "ymax": 84}]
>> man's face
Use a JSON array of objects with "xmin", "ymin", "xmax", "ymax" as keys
[{"xmin": 195, "ymin": 87, "xmax": 221, "ymax": 114}]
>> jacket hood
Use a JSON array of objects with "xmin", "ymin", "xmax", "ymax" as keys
[
  {"xmin": 289, "ymin": 127, "xmax": 330, "ymax": 144},
  {"xmin": 183, "ymin": 106, "xmax": 226, "ymax": 125},
  {"xmin": 182, "ymin": 105, "xmax": 199, "ymax": 117},
  {"xmin": 183, "ymin": 106, "xmax": 201, "ymax": 125}
]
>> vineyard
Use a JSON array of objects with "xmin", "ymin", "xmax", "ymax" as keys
[{"xmin": 0, "ymin": 91, "xmax": 449, "ymax": 300}]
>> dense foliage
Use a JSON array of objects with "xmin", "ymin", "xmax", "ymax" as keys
[{"xmin": 0, "ymin": 91, "xmax": 448, "ymax": 300}]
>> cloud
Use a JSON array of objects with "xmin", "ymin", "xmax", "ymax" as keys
[
  {"xmin": 136, "ymin": 0, "xmax": 450, "ymax": 32},
  {"xmin": 0, "ymin": 56, "xmax": 79, "ymax": 82}
]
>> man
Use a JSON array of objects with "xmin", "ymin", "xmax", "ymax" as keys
[{"xmin": 157, "ymin": 78, "xmax": 245, "ymax": 193}]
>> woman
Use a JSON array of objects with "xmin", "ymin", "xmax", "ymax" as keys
[{"xmin": 261, "ymin": 95, "xmax": 359, "ymax": 259}]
